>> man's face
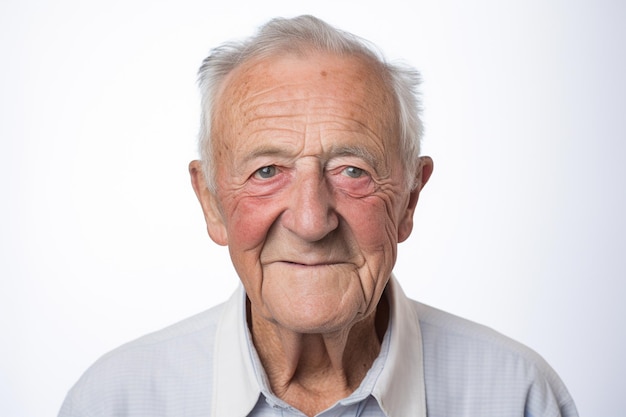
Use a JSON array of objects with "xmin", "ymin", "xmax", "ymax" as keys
[{"xmin": 192, "ymin": 52, "xmax": 430, "ymax": 334}]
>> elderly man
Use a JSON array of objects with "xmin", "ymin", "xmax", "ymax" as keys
[{"xmin": 59, "ymin": 15, "xmax": 578, "ymax": 417}]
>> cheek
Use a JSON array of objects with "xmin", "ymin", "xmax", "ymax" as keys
[
  {"xmin": 224, "ymin": 196, "xmax": 283, "ymax": 251},
  {"xmin": 339, "ymin": 195, "xmax": 401, "ymax": 251}
]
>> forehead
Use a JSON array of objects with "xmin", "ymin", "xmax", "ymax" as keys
[{"xmin": 213, "ymin": 51, "xmax": 397, "ymax": 139}]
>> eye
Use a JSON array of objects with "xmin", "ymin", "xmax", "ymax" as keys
[
  {"xmin": 254, "ymin": 165, "xmax": 277, "ymax": 179},
  {"xmin": 342, "ymin": 166, "xmax": 366, "ymax": 178}
]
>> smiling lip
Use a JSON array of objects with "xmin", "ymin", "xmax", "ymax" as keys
[{"xmin": 277, "ymin": 260, "xmax": 345, "ymax": 267}]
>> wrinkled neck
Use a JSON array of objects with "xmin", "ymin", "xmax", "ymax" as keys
[{"xmin": 247, "ymin": 296, "xmax": 389, "ymax": 416}]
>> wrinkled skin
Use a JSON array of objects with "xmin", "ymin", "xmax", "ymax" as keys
[{"xmin": 190, "ymin": 51, "xmax": 433, "ymax": 414}]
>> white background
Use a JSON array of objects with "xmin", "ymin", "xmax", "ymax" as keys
[{"xmin": 1, "ymin": 1, "xmax": 624, "ymax": 416}]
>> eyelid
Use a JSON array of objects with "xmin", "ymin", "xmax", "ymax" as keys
[
  {"xmin": 254, "ymin": 165, "xmax": 277, "ymax": 179},
  {"xmin": 244, "ymin": 154, "xmax": 285, "ymax": 179},
  {"xmin": 326, "ymin": 158, "xmax": 374, "ymax": 177},
  {"xmin": 341, "ymin": 166, "xmax": 368, "ymax": 178},
  {"xmin": 328, "ymin": 164, "xmax": 376, "ymax": 197}
]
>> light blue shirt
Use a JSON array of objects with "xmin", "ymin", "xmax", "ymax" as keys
[{"xmin": 58, "ymin": 277, "xmax": 578, "ymax": 417}]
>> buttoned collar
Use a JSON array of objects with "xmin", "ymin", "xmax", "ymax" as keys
[{"xmin": 211, "ymin": 276, "xmax": 426, "ymax": 417}]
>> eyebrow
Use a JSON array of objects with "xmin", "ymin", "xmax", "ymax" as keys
[
  {"xmin": 329, "ymin": 145, "xmax": 381, "ymax": 171},
  {"xmin": 240, "ymin": 143, "xmax": 381, "ymax": 171},
  {"xmin": 242, "ymin": 145, "xmax": 293, "ymax": 164}
]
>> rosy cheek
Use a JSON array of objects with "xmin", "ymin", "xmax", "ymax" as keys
[
  {"xmin": 227, "ymin": 196, "xmax": 283, "ymax": 249},
  {"xmin": 335, "ymin": 188, "xmax": 400, "ymax": 253},
  {"xmin": 222, "ymin": 171, "xmax": 292, "ymax": 246}
]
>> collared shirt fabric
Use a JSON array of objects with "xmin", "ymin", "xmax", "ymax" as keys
[{"xmin": 58, "ymin": 278, "xmax": 578, "ymax": 417}]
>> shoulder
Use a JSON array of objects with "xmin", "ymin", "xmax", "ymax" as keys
[
  {"xmin": 59, "ymin": 302, "xmax": 226, "ymax": 417},
  {"xmin": 410, "ymin": 300, "xmax": 578, "ymax": 417},
  {"xmin": 94, "ymin": 301, "xmax": 224, "ymax": 372},
  {"xmin": 414, "ymin": 300, "xmax": 543, "ymax": 362}
]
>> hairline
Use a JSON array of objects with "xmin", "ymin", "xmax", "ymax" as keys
[{"xmin": 197, "ymin": 16, "xmax": 423, "ymax": 193}]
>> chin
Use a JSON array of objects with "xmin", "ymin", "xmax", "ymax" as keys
[
  {"xmin": 254, "ymin": 264, "xmax": 376, "ymax": 333},
  {"xmin": 267, "ymin": 298, "xmax": 366, "ymax": 335}
]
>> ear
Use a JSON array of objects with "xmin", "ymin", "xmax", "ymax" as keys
[
  {"xmin": 398, "ymin": 156, "xmax": 434, "ymax": 243},
  {"xmin": 189, "ymin": 160, "xmax": 228, "ymax": 246}
]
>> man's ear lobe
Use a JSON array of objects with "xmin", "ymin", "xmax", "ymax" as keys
[
  {"xmin": 398, "ymin": 156, "xmax": 434, "ymax": 243},
  {"xmin": 189, "ymin": 160, "xmax": 228, "ymax": 246}
]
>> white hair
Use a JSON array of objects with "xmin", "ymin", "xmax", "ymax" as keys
[{"xmin": 197, "ymin": 15, "xmax": 424, "ymax": 191}]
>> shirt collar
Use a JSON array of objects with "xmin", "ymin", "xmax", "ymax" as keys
[
  {"xmin": 211, "ymin": 286, "xmax": 260, "ymax": 416},
  {"xmin": 212, "ymin": 276, "xmax": 426, "ymax": 417},
  {"xmin": 372, "ymin": 277, "xmax": 427, "ymax": 417}
]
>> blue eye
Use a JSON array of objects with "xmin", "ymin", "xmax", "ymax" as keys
[
  {"xmin": 255, "ymin": 165, "xmax": 277, "ymax": 179},
  {"xmin": 343, "ymin": 166, "xmax": 365, "ymax": 178}
]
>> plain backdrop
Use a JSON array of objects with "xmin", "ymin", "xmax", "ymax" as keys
[{"xmin": 1, "ymin": 0, "xmax": 625, "ymax": 416}]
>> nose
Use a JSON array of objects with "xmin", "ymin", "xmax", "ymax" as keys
[{"xmin": 281, "ymin": 167, "xmax": 339, "ymax": 242}]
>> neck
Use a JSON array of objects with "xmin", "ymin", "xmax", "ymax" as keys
[{"xmin": 249, "ymin": 296, "xmax": 389, "ymax": 416}]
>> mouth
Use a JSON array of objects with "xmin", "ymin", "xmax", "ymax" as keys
[
  {"xmin": 273, "ymin": 259, "xmax": 350, "ymax": 269},
  {"xmin": 261, "ymin": 249, "xmax": 354, "ymax": 269},
  {"xmin": 280, "ymin": 260, "xmax": 337, "ymax": 267}
]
